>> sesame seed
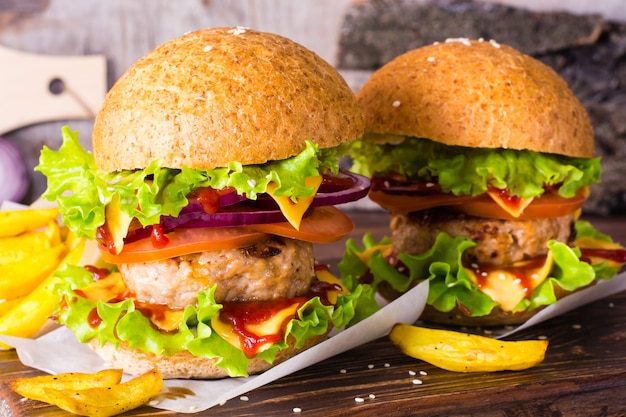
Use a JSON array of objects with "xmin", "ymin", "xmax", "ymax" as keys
[
  {"xmin": 355, "ymin": 397, "xmax": 365, "ymax": 403},
  {"xmin": 228, "ymin": 26, "xmax": 248, "ymax": 35},
  {"xmin": 392, "ymin": 100, "xmax": 401, "ymax": 107},
  {"xmin": 427, "ymin": 57, "xmax": 435, "ymax": 62},
  {"xmin": 203, "ymin": 45, "xmax": 213, "ymax": 52},
  {"xmin": 384, "ymin": 363, "xmax": 390, "ymax": 368},
  {"xmin": 419, "ymin": 370, "xmax": 428, "ymax": 376},
  {"xmin": 293, "ymin": 407, "xmax": 303, "ymax": 413},
  {"xmin": 340, "ymin": 369, "xmax": 347, "ymax": 374},
  {"xmin": 572, "ymin": 324, "xmax": 582, "ymax": 330},
  {"xmin": 368, "ymin": 364, "xmax": 375, "ymax": 369},
  {"xmin": 240, "ymin": 396, "xmax": 249, "ymax": 402},
  {"xmin": 609, "ymin": 302, "xmax": 615, "ymax": 308},
  {"xmin": 247, "ymin": 179, "xmax": 256, "ymax": 187},
  {"xmin": 149, "ymin": 400, "xmax": 160, "ymax": 406},
  {"xmin": 369, "ymin": 394, "xmax": 376, "ymax": 399},
  {"xmin": 538, "ymin": 335, "xmax": 548, "ymax": 340},
  {"xmin": 408, "ymin": 370, "xmax": 417, "ymax": 376},
  {"xmin": 188, "ymin": 405, "xmax": 199, "ymax": 411},
  {"xmin": 489, "ymin": 39, "xmax": 501, "ymax": 48},
  {"xmin": 412, "ymin": 379, "xmax": 423, "ymax": 385},
  {"xmin": 446, "ymin": 37, "xmax": 471, "ymax": 46}
]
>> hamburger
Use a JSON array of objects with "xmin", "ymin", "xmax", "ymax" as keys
[
  {"xmin": 341, "ymin": 38, "xmax": 626, "ymax": 327},
  {"xmin": 36, "ymin": 27, "xmax": 374, "ymax": 378}
]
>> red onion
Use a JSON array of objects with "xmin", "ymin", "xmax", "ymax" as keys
[
  {"xmin": 123, "ymin": 171, "xmax": 370, "ymax": 244},
  {"xmin": 0, "ymin": 137, "xmax": 29, "ymax": 203},
  {"xmin": 311, "ymin": 171, "xmax": 370, "ymax": 207}
]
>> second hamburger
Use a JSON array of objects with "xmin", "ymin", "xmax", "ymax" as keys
[{"xmin": 342, "ymin": 38, "xmax": 626, "ymax": 327}]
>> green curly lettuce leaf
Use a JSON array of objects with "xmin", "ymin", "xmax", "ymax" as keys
[
  {"xmin": 36, "ymin": 126, "xmax": 348, "ymax": 240},
  {"xmin": 350, "ymin": 136, "xmax": 601, "ymax": 199},
  {"xmin": 53, "ymin": 264, "xmax": 375, "ymax": 378},
  {"xmin": 339, "ymin": 221, "xmax": 622, "ymax": 318}
]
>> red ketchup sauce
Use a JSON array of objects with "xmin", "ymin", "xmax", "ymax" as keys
[
  {"xmin": 187, "ymin": 186, "xmax": 235, "ymax": 214},
  {"xmin": 219, "ymin": 297, "xmax": 308, "ymax": 358},
  {"xmin": 487, "ymin": 184, "xmax": 521, "ymax": 210},
  {"xmin": 580, "ymin": 248, "xmax": 626, "ymax": 264}
]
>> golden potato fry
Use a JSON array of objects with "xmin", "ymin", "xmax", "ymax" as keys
[
  {"xmin": 0, "ymin": 244, "xmax": 66, "ymax": 300},
  {"xmin": 8, "ymin": 369, "xmax": 123, "ymax": 403},
  {"xmin": 0, "ymin": 236, "xmax": 85, "ymax": 349},
  {"xmin": 0, "ymin": 297, "xmax": 22, "ymax": 316},
  {"xmin": 389, "ymin": 323, "xmax": 548, "ymax": 372},
  {"xmin": 43, "ymin": 368, "xmax": 163, "ymax": 417},
  {"xmin": 0, "ymin": 223, "xmax": 61, "ymax": 265},
  {"xmin": 0, "ymin": 208, "xmax": 59, "ymax": 238}
]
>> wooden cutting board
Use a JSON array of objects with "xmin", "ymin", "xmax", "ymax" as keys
[{"xmin": 0, "ymin": 45, "xmax": 107, "ymax": 134}]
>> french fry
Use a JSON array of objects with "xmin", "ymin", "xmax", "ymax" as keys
[
  {"xmin": 42, "ymin": 368, "xmax": 163, "ymax": 417},
  {"xmin": 0, "ymin": 235, "xmax": 85, "ymax": 349},
  {"xmin": 0, "ymin": 297, "xmax": 23, "ymax": 316},
  {"xmin": 0, "ymin": 207, "xmax": 59, "ymax": 238},
  {"xmin": 8, "ymin": 369, "xmax": 123, "ymax": 403},
  {"xmin": 0, "ymin": 221, "xmax": 61, "ymax": 265},
  {"xmin": 389, "ymin": 323, "xmax": 548, "ymax": 372},
  {"xmin": 0, "ymin": 244, "xmax": 66, "ymax": 300}
]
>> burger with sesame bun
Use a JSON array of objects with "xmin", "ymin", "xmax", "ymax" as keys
[
  {"xmin": 36, "ymin": 27, "xmax": 375, "ymax": 379},
  {"xmin": 340, "ymin": 38, "xmax": 626, "ymax": 327}
]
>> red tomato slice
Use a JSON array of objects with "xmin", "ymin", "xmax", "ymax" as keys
[
  {"xmin": 369, "ymin": 188, "xmax": 586, "ymax": 219},
  {"xmin": 249, "ymin": 206, "xmax": 354, "ymax": 243},
  {"xmin": 99, "ymin": 206, "xmax": 354, "ymax": 264},
  {"xmin": 99, "ymin": 227, "xmax": 270, "ymax": 264},
  {"xmin": 458, "ymin": 188, "xmax": 587, "ymax": 220}
]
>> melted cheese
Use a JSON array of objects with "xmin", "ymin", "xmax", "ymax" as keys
[
  {"xmin": 266, "ymin": 175, "xmax": 322, "ymax": 230},
  {"xmin": 576, "ymin": 236, "xmax": 626, "ymax": 268},
  {"xmin": 78, "ymin": 272, "xmax": 184, "ymax": 332},
  {"xmin": 465, "ymin": 251, "xmax": 554, "ymax": 312},
  {"xmin": 354, "ymin": 244, "xmax": 392, "ymax": 265},
  {"xmin": 315, "ymin": 267, "xmax": 348, "ymax": 304},
  {"xmin": 104, "ymin": 195, "xmax": 133, "ymax": 254},
  {"xmin": 486, "ymin": 189, "xmax": 534, "ymax": 218},
  {"xmin": 79, "ymin": 272, "xmax": 126, "ymax": 301},
  {"xmin": 212, "ymin": 268, "xmax": 343, "ymax": 352}
]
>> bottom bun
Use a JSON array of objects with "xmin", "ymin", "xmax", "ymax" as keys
[
  {"xmin": 89, "ymin": 332, "xmax": 329, "ymax": 379},
  {"xmin": 379, "ymin": 280, "xmax": 580, "ymax": 328},
  {"xmin": 418, "ymin": 304, "xmax": 541, "ymax": 327}
]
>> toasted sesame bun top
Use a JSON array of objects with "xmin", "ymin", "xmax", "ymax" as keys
[
  {"xmin": 356, "ymin": 38, "xmax": 594, "ymax": 158},
  {"xmin": 93, "ymin": 27, "xmax": 364, "ymax": 173}
]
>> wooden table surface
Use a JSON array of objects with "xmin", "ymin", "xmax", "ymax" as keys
[{"xmin": 2, "ymin": 211, "xmax": 626, "ymax": 417}]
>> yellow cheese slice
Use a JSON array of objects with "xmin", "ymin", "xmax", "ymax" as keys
[
  {"xmin": 315, "ymin": 267, "xmax": 348, "ymax": 304},
  {"xmin": 104, "ymin": 195, "xmax": 133, "ymax": 254},
  {"xmin": 79, "ymin": 271, "xmax": 126, "ymax": 301},
  {"xmin": 210, "ymin": 302, "xmax": 300, "ymax": 354},
  {"xmin": 211, "ymin": 268, "xmax": 343, "ymax": 351},
  {"xmin": 354, "ymin": 243, "xmax": 392, "ymax": 265},
  {"xmin": 576, "ymin": 235, "xmax": 626, "ymax": 268},
  {"xmin": 266, "ymin": 175, "xmax": 322, "ymax": 230},
  {"xmin": 151, "ymin": 309, "xmax": 185, "ymax": 332},
  {"xmin": 465, "ymin": 251, "xmax": 554, "ymax": 312},
  {"xmin": 486, "ymin": 189, "xmax": 534, "ymax": 218}
]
